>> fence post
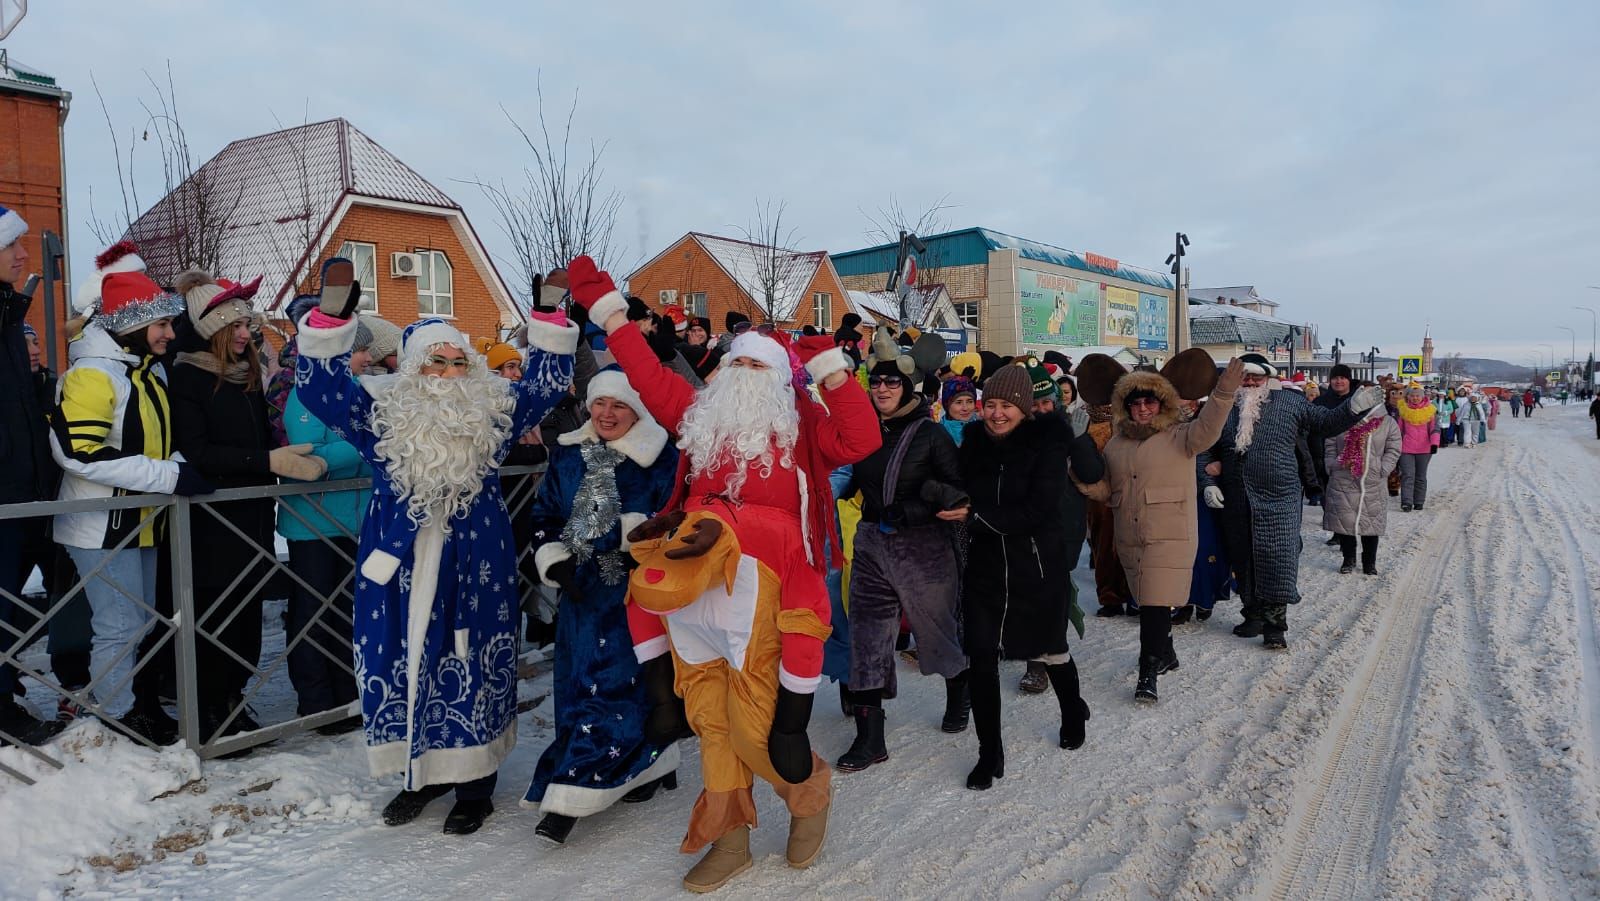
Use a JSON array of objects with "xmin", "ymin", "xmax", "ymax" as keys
[{"xmin": 169, "ymin": 495, "xmax": 203, "ymax": 752}]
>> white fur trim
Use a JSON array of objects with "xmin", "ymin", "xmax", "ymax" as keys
[
  {"xmin": 0, "ymin": 208, "xmax": 26, "ymax": 247},
  {"xmin": 633, "ymin": 635, "xmax": 670, "ymax": 664},
  {"xmin": 1037, "ymin": 651, "xmax": 1073, "ymax": 665},
  {"xmin": 521, "ymin": 742, "xmax": 681, "ymax": 815},
  {"xmin": 588, "ymin": 290, "xmax": 628, "ymax": 332},
  {"xmin": 524, "ymin": 316, "xmax": 580, "ymax": 354},
  {"xmin": 367, "ymin": 723, "xmax": 516, "ymax": 787},
  {"xmin": 534, "ymin": 542, "xmax": 573, "ymax": 588},
  {"xmin": 585, "ymin": 369, "xmax": 647, "ymax": 417},
  {"xmin": 359, "ymin": 547, "xmax": 402, "ymax": 585},
  {"xmin": 778, "ymin": 664, "xmax": 821, "ymax": 694},
  {"xmin": 1241, "ymin": 361, "xmax": 1270, "ymax": 376},
  {"xmin": 557, "ymin": 393, "xmax": 670, "ymax": 469},
  {"xmin": 295, "ymin": 312, "xmax": 360, "ymax": 360},
  {"xmin": 400, "ymin": 321, "xmax": 468, "ymax": 369},
  {"xmin": 804, "ymin": 347, "xmax": 851, "ymax": 385},
  {"xmin": 728, "ymin": 331, "xmax": 790, "ymax": 373},
  {"xmin": 401, "ymin": 521, "xmax": 447, "ymax": 790},
  {"xmin": 74, "ymin": 250, "xmax": 148, "ymax": 315},
  {"xmin": 619, "ymin": 512, "xmax": 647, "ymax": 551}
]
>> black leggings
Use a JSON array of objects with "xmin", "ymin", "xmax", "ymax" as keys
[
  {"xmin": 1336, "ymin": 534, "xmax": 1380, "ymax": 569},
  {"xmin": 968, "ymin": 649, "xmax": 1080, "ymax": 743}
]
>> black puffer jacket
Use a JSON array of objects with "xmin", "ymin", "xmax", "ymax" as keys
[
  {"xmin": 959, "ymin": 413, "xmax": 1073, "ymax": 659},
  {"xmin": 168, "ymin": 361, "xmax": 276, "ymax": 588},
  {"xmin": 854, "ymin": 397, "xmax": 963, "ymax": 527},
  {"xmin": 0, "ymin": 283, "xmax": 56, "ymax": 504}
]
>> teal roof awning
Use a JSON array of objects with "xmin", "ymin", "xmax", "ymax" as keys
[{"xmin": 830, "ymin": 227, "xmax": 1173, "ymax": 291}]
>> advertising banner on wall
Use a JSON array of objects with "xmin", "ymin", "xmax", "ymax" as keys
[
  {"xmin": 1019, "ymin": 268, "xmax": 1101, "ymax": 346},
  {"xmin": 1105, "ymin": 287, "xmax": 1139, "ymax": 347},
  {"xmin": 1137, "ymin": 292, "xmax": 1170, "ymax": 350}
]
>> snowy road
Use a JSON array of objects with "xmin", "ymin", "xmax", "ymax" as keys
[{"xmin": 5, "ymin": 403, "xmax": 1600, "ymax": 900}]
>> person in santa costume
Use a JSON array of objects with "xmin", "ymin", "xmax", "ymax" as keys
[
  {"xmin": 565, "ymin": 255, "xmax": 880, "ymax": 892},
  {"xmin": 293, "ymin": 258, "xmax": 578, "ymax": 836}
]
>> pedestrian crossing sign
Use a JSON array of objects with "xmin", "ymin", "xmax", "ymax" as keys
[{"xmin": 1399, "ymin": 355, "xmax": 1423, "ymax": 376}]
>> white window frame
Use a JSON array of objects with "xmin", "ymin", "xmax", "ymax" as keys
[
  {"xmin": 685, "ymin": 292, "xmax": 708, "ymax": 317},
  {"xmin": 416, "ymin": 249, "xmax": 454, "ymax": 318},
  {"xmin": 956, "ymin": 301, "xmax": 980, "ymax": 330},
  {"xmin": 336, "ymin": 241, "xmax": 379, "ymax": 312},
  {"xmin": 812, "ymin": 292, "xmax": 832, "ymax": 330}
]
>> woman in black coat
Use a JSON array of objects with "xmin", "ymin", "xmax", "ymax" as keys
[
  {"xmin": 952, "ymin": 364, "xmax": 1089, "ymax": 790},
  {"xmin": 833, "ymin": 359, "xmax": 968, "ymax": 774},
  {"xmin": 170, "ymin": 272, "xmax": 325, "ymax": 742}
]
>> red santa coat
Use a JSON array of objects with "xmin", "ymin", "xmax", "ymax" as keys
[{"xmin": 608, "ymin": 324, "xmax": 880, "ymax": 692}]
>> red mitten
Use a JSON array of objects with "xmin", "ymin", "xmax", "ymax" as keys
[
  {"xmin": 567, "ymin": 255, "xmax": 616, "ymax": 308},
  {"xmin": 795, "ymin": 335, "xmax": 837, "ymax": 364},
  {"xmin": 798, "ymin": 334, "xmax": 851, "ymax": 385}
]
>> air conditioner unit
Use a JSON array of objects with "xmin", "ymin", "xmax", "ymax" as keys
[
  {"xmin": 391, "ymin": 252, "xmax": 423, "ymax": 278},
  {"xmin": 659, "ymin": 289, "xmax": 678, "ymax": 305}
]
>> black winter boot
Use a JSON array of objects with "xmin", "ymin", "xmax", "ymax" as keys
[
  {"xmin": 1233, "ymin": 618, "xmax": 1265, "ymax": 638},
  {"xmin": 1046, "ymin": 660, "xmax": 1090, "ymax": 750},
  {"xmin": 1156, "ymin": 636, "xmax": 1180, "ymax": 675},
  {"xmin": 941, "ymin": 672, "xmax": 971, "ymax": 733},
  {"xmin": 1134, "ymin": 656, "xmax": 1160, "ymax": 703},
  {"xmin": 535, "ymin": 812, "xmax": 578, "ymax": 844},
  {"xmin": 382, "ymin": 783, "xmax": 452, "ymax": 826},
  {"xmin": 1339, "ymin": 556, "xmax": 1357, "ymax": 575},
  {"xmin": 966, "ymin": 667, "xmax": 1004, "ymax": 790},
  {"xmin": 835, "ymin": 705, "xmax": 888, "ymax": 772}
]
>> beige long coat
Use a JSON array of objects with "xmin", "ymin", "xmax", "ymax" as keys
[{"xmin": 1079, "ymin": 371, "xmax": 1234, "ymax": 607}]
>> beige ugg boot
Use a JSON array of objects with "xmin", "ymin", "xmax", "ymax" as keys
[
  {"xmin": 786, "ymin": 789, "xmax": 831, "ymax": 868},
  {"xmin": 682, "ymin": 825, "xmax": 753, "ymax": 893}
]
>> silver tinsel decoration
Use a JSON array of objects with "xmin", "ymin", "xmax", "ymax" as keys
[{"xmin": 561, "ymin": 443, "xmax": 628, "ymax": 584}]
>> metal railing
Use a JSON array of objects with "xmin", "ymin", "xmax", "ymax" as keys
[{"xmin": 0, "ymin": 466, "xmax": 544, "ymax": 783}]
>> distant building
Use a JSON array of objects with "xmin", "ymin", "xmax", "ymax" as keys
[
  {"xmin": 0, "ymin": 52, "xmax": 70, "ymax": 362},
  {"xmin": 831, "ymin": 227, "xmax": 1181, "ymax": 362},
  {"xmin": 1187, "ymin": 286, "xmax": 1321, "ymax": 374},
  {"xmin": 124, "ymin": 118, "xmax": 518, "ymax": 341},
  {"xmin": 627, "ymin": 232, "xmax": 852, "ymax": 334}
]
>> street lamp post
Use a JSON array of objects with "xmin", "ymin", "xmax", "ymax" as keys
[
  {"xmin": 1579, "ymin": 296, "xmax": 1599, "ymax": 384},
  {"xmin": 1538, "ymin": 344, "xmax": 1556, "ymax": 383}
]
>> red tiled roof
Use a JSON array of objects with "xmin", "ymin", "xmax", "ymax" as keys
[{"xmin": 124, "ymin": 118, "xmax": 458, "ymax": 311}]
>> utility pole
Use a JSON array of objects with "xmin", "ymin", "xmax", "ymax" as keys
[
  {"xmin": 1576, "ymin": 301, "xmax": 1597, "ymax": 385},
  {"xmin": 1166, "ymin": 232, "xmax": 1189, "ymax": 351}
]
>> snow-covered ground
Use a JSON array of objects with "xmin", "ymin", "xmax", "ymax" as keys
[{"xmin": 5, "ymin": 401, "xmax": 1600, "ymax": 900}]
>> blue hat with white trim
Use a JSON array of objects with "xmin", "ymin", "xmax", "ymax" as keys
[{"xmin": 0, "ymin": 203, "xmax": 28, "ymax": 248}]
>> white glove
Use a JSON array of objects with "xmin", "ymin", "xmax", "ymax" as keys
[
  {"xmin": 269, "ymin": 443, "xmax": 328, "ymax": 482},
  {"xmin": 1203, "ymin": 485, "xmax": 1225, "ymax": 509},
  {"xmin": 1069, "ymin": 407, "xmax": 1090, "ymax": 437},
  {"xmin": 1350, "ymin": 384, "xmax": 1383, "ymax": 412}
]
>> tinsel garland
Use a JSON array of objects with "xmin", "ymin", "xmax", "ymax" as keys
[{"xmin": 560, "ymin": 442, "xmax": 628, "ymax": 584}]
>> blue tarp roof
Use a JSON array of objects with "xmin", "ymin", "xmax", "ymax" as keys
[{"xmin": 831, "ymin": 226, "xmax": 1174, "ymax": 291}]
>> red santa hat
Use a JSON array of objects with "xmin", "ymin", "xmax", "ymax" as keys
[
  {"xmin": 75, "ymin": 241, "xmax": 148, "ymax": 315},
  {"xmin": 96, "ymin": 271, "xmax": 187, "ymax": 337}
]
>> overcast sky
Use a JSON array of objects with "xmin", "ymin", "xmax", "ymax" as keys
[{"xmin": 7, "ymin": 0, "xmax": 1597, "ymax": 367}]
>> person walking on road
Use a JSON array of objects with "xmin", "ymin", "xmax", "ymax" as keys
[
  {"xmin": 1323, "ymin": 394, "xmax": 1402, "ymax": 575},
  {"xmin": 1396, "ymin": 385, "xmax": 1440, "ymax": 512},
  {"xmin": 1589, "ymin": 394, "xmax": 1600, "ymax": 439},
  {"xmin": 1510, "ymin": 391, "xmax": 1522, "ymax": 418}
]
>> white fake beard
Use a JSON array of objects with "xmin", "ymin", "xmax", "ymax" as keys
[
  {"xmin": 677, "ymin": 365, "xmax": 799, "ymax": 501},
  {"xmin": 369, "ymin": 366, "xmax": 515, "ymax": 530},
  {"xmin": 1234, "ymin": 385, "xmax": 1270, "ymax": 453}
]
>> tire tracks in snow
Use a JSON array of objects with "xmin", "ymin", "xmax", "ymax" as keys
[{"xmin": 1260, "ymin": 450, "xmax": 1475, "ymax": 901}]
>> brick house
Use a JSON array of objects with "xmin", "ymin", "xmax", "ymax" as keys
[
  {"xmin": 124, "ymin": 118, "xmax": 519, "ymax": 343},
  {"xmin": 0, "ymin": 52, "xmax": 70, "ymax": 365},
  {"xmin": 627, "ymin": 232, "xmax": 853, "ymax": 335}
]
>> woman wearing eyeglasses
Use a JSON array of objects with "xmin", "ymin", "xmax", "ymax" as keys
[
  {"xmin": 1076, "ymin": 355, "xmax": 1244, "ymax": 703},
  {"xmin": 833, "ymin": 342, "xmax": 967, "ymax": 773}
]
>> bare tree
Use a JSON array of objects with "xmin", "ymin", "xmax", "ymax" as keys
[
  {"xmin": 737, "ymin": 198, "xmax": 810, "ymax": 324},
  {"xmin": 87, "ymin": 63, "xmax": 244, "ymax": 284},
  {"xmin": 859, "ymin": 194, "xmax": 956, "ymax": 322},
  {"xmin": 464, "ymin": 78, "xmax": 624, "ymax": 304}
]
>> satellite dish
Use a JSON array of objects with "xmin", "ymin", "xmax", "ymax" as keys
[{"xmin": 0, "ymin": 1, "xmax": 25, "ymax": 42}]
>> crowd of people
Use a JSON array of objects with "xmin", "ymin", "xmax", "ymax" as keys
[{"xmin": 0, "ymin": 199, "xmax": 1567, "ymax": 892}]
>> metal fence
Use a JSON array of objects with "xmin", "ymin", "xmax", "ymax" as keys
[{"xmin": 0, "ymin": 466, "xmax": 544, "ymax": 784}]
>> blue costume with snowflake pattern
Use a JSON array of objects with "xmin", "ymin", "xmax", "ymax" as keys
[
  {"xmin": 295, "ymin": 314, "xmax": 575, "ymax": 790},
  {"xmin": 522, "ymin": 416, "xmax": 681, "ymax": 816}
]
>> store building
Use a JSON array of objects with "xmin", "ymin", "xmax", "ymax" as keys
[{"xmin": 831, "ymin": 227, "xmax": 1182, "ymax": 364}]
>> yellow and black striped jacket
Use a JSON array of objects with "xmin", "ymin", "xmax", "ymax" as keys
[{"xmin": 49, "ymin": 325, "xmax": 183, "ymax": 549}]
